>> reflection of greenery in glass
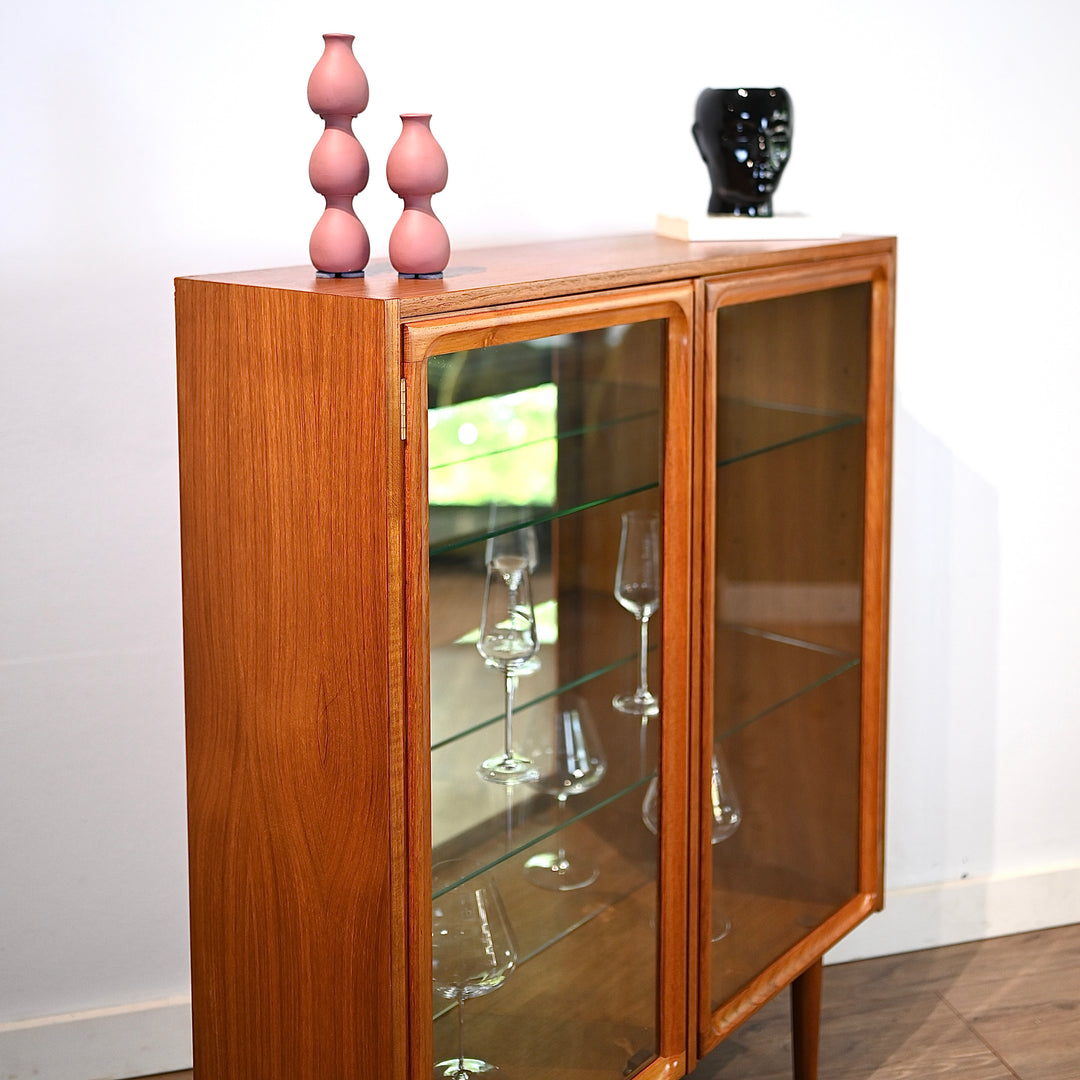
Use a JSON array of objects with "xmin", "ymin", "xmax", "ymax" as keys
[{"xmin": 429, "ymin": 384, "xmax": 558, "ymax": 507}]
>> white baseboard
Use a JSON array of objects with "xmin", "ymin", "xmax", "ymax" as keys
[
  {"xmin": 826, "ymin": 861, "xmax": 1080, "ymax": 964},
  {"xmin": 0, "ymin": 996, "xmax": 192, "ymax": 1080}
]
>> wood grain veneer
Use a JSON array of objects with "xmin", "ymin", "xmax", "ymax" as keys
[{"xmin": 176, "ymin": 282, "xmax": 405, "ymax": 1079}]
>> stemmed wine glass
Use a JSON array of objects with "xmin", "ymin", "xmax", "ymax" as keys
[
  {"xmin": 476, "ymin": 556, "xmax": 540, "ymax": 784},
  {"xmin": 432, "ymin": 862, "xmax": 517, "ymax": 1078},
  {"xmin": 612, "ymin": 511, "xmax": 661, "ymax": 716},
  {"xmin": 642, "ymin": 744, "xmax": 741, "ymax": 941},
  {"xmin": 524, "ymin": 698, "xmax": 607, "ymax": 890}
]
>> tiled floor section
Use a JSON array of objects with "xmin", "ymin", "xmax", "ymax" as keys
[{"xmin": 144, "ymin": 922, "xmax": 1080, "ymax": 1079}]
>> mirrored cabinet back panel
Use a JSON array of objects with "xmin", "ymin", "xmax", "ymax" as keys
[{"xmin": 176, "ymin": 233, "xmax": 894, "ymax": 1080}]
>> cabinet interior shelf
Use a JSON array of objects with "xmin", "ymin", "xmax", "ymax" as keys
[
  {"xmin": 429, "ymin": 397, "xmax": 861, "ymax": 557},
  {"xmin": 714, "ymin": 623, "xmax": 860, "ymax": 741},
  {"xmin": 432, "ymin": 771, "xmax": 654, "ymax": 894},
  {"xmin": 434, "ymin": 820, "xmax": 657, "ymax": 1027},
  {"xmin": 431, "ymin": 620, "xmax": 858, "ymax": 753},
  {"xmin": 429, "ymin": 642, "xmax": 643, "ymax": 751},
  {"xmin": 717, "ymin": 397, "xmax": 863, "ymax": 468}
]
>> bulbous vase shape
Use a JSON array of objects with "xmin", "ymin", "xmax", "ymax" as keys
[
  {"xmin": 386, "ymin": 113, "xmax": 448, "ymax": 198},
  {"xmin": 309, "ymin": 204, "xmax": 370, "ymax": 276},
  {"xmin": 307, "ymin": 33, "xmax": 369, "ymax": 119},
  {"xmin": 308, "ymin": 121, "xmax": 369, "ymax": 199},
  {"xmin": 388, "ymin": 202, "xmax": 451, "ymax": 277},
  {"xmin": 386, "ymin": 113, "xmax": 450, "ymax": 276}
]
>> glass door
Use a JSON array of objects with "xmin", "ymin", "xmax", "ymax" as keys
[
  {"xmin": 698, "ymin": 257, "xmax": 893, "ymax": 1054},
  {"xmin": 403, "ymin": 284, "xmax": 693, "ymax": 1080}
]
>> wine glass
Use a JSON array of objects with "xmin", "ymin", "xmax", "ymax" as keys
[
  {"xmin": 524, "ymin": 698, "xmax": 607, "ymax": 890},
  {"xmin": 642, "ymin": 745, "xmax": 741, "ymax": 941},
  {"xmin": 476, "ymin": 558, "xmax": 541, "ymax": 784},
  {"xmin": 485, "ymin": 524, "xmax": 541, "ymax": 676},
  {"xmin": 707, "ymin": 745, "xmax": 742, "ymax": 941},
  {"xmin": 612, "ymin": 511, "xmax": 660, "ymax": 716},
  {"xmin": 432, "ymin": 862, "xmax": 517, "ymax": 1078}
]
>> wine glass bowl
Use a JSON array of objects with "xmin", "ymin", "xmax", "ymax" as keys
[
  {"xmin": 709, "ymin": 745, "xmax": 741, "ymax": 844},
  {"xmin": 708, "ymin": 746, "xmax": 741, "ymax": 941},
  {"xmin": 524, "ymin": 699, "xmax": 607, "ymax": 891},
  {"xmin": 642, "ymin": 746, "xmax": 741, "ymax": 942},
  {"xmin": 432, "ymin": 862, "xmax": 517, "ymax": 1078},
  {"xmin": 484, "ymin": 525, "xmax": 542, "ymax": 676},
  {"xmin": 612, "ymin": 511, "xmax": 661, "ymax": 716}
]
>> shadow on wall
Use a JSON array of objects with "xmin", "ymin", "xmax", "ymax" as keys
[
  {"xmin": 830, "ymin": 404, "xmax": 1002, "ymax": 963},
  {"xmin": 886, "ymin": 407, "xmax": 1000, "ymax": 887}
]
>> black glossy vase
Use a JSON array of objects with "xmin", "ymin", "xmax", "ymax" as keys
[{"xmin": 692, "ymin": 87, "xmax": 793, "ymax": 216}]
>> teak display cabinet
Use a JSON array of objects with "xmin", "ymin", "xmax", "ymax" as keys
[{"xmin": 175, "ymin": 234, "xmax": 895, "ymax": 1080}]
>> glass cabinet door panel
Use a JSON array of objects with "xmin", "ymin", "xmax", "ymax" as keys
[
  {"xmin": 716, "ymin": 425, "xmax": 866, "ymax": 655},
  {"xmin": 709, "ymin": 667, "xmax": 862, "ymax": 1011},
  {"xmin": 420, "ymin": 312, "xmax": 680, "ymax": 1080},
  {"xmin": 706, "ymin": 281, "xmax": 872, "ymax": 1024}
]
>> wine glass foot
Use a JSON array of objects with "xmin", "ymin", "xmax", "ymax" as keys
[
  {"xmin": 524, "ymin": 850, "xmax": 599, "ymax": 891},
  {"xmin": 612, "ymin": 691, "xmax": 659, "ymax": 717},
  {"xmin": 477, "ymin": 753, "xmax": 539, "ymax": 785},
  {"xmin": 435, "ymin": 1056, "xmax": 500, "ymax": 1078}
]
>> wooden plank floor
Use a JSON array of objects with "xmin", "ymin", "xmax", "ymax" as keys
[
  {"xmin": 144, "ymin": 922, "xmax": 1080, "ymax": 1080},
  {"xmin": 689, "ymin": 922, "xmax": 1080, "ymax": 1080}
]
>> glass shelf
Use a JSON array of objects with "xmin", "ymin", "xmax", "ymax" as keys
[
  {"xmin": 431, "ymin": 769, "xmax": 656, "ymax": 900},
  {"xmin": 429, "ymin": 406, "xmax": 660, "ymax": 557},
  {"xmin": 714, "ymin": 623, "xmax": 858, "ymax": 742},
  {"xmin": 431, "ymin": 644, "xmax": 659, "ymax": 882},
  {"xmin": 433, "ymin": 800, "xmax": 659, "ymax": 1074},
  {"xmin": 717, "ymin": 396, "xmax": 863, "ymax": 469},
  {"xmin": 430, "ymin": 647, "xmax": 642, "ymax": 753},
  {"xmin": 430, "ymin": 619, "xmax": 853, "ymax": 763}
]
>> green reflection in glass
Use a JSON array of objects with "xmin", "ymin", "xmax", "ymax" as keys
[{"xmin": 429, "ymin": 384, "xmax": 558, "ymax": 507}]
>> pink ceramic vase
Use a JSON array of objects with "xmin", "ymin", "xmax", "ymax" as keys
[
  {"xmin": 307, "ymin": 34, "xmax": 370, "ymax": 276},
  {"xmin": 386, "ymin": 113, "xmax": 450, "ymax": 277}
]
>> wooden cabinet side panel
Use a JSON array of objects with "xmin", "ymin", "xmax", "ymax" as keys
[
  {"xmin": 176, "ymin": 281, "xmax": 402, "ymax": 1080},
  {"xmin": 859, "ymin": 251, "xmax": 897, "ymax": 904}
]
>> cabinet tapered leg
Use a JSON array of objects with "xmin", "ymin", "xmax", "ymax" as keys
[{"xmin": 791, "ymin": 959, "xmax": 823, "ymax": 1080}]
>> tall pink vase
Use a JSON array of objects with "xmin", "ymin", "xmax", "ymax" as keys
[
  {"xmin": 386, "ymin": 113, "xmax": 450, "ymax": 277},
  {"xmin": 307, "ymin": 33, "xmax": 370, "ymax": 276}
]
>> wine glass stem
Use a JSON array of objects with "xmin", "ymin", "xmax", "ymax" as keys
[
  {"xmin": 503, "ymin": 671, "xmax": 517, "ymax": 761},
  {"xmin": 637, "ymin": 615, "xmax": 651, "ymax": 698},
  {"xmin": 456, "ymin": 990, "xmax": 466, "ymax": 1075}
]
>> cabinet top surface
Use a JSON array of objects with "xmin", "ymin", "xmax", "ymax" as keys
[{"xmin": 176, "ymin": 233, "xmax": 895, "ymax": 317}]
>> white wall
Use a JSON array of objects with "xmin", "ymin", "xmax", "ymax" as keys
[{"xmin": 2, "ymin": 0, "xmax": 1078, "ymax": 1076}]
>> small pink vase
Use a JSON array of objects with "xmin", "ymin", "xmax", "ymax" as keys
[
  {"xmin": 386, "ymin": 113, "xmax": 450, "ymax": 277},
  {"xmin": 307, "ymin": 34, "xmax": 370, "ymax": 276}
]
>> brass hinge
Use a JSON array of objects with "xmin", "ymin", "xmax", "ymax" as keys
[{"xmin": 400, "ymin": 377, "xmax": 407, "ymax": 441}]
